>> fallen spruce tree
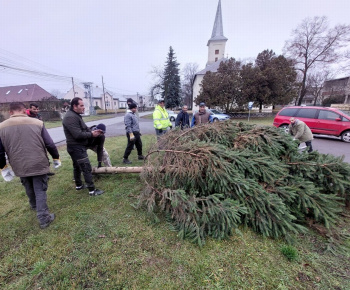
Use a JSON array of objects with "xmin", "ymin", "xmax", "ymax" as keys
[{"xmin": 136, "ymin": 120, "xmax": 350, "ymax": 247}]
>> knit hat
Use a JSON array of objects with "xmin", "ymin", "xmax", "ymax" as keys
[
  {"xmin": 127, "ymin": 98, "xmax": 134, "ymax": 103},
  {"xmin": 158, "ymin": 99, "xmax": 165, "ymax": 104},
  {"xmin": 96, "ymin": 123, "xmax": 106, "ymax": 133},
  {"xmin": 128, "ymin": 103, "xmax": 137, "ymax": 109},
  {"xmin": 199, "ymin": 102, "xmax": 205, "ymax": 107}
]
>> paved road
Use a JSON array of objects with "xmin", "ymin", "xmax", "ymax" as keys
[
  {"xmin": 49, "ymin": 116, "xmax": 350, "ymax": 163},
  {"xmin": 50, "ymin": 112, "xmax": 157, "ymax": 146}
]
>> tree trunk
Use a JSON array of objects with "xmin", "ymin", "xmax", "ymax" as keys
[{"xmin": 92, "ymin": 166, "xmax": 144, "ymax": 174}]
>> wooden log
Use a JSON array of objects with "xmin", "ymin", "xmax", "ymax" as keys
[{"xmin": 92, "ymin": 166, "xmax": 144, "ymax": 174}]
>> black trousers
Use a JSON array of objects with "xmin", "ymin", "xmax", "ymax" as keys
[
  {"xmin": 305, "ymin": 140, "xmax": 313, "ymax": 153},
  {"xmin": 123, "ymin": 131, "xmax": 142, "ymax": 159},
  {"xmin": 67, "ymin": 145, "xmax": 95, "ymax": 191}
]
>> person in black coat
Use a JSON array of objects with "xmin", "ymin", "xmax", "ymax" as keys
[{"xmin": 175, "ymin": 105, "xmax": 190, "ymax": 130}]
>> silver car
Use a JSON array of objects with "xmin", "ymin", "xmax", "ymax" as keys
[
  {"xmin": 208, "ymin": 109, "xmax": 230, "ymax": 122},
  {"xmin": 167, "ymin": 110, "xmax": 178, "ymax": 122}
]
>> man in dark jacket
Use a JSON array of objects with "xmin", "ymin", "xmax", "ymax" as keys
[
  {"xmin": 62, "ymin": 97, "xmax": 104, "ymax": 196},
  {"xmin": 175, "ymin": 105, "xmax": 190, "ymax": 130},
  {"xmin": 0, "ymin": 102, "xmax": 60, "ymax": 229},
  {"xmin": 123, "ymin": 103, "xmax": 144, "ymax": 164}
]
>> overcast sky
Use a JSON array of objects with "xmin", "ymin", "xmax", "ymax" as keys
[{"xmin": 1, "ymin": 0, "xmax": 349, "ymax": 97}]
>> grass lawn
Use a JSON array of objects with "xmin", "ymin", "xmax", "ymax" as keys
[{"xmin": 0, "ymin": 134, "xmax": 349, "ymax": 289}]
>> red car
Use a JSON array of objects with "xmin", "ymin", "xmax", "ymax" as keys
[{"xmin": 273, "ymin": 106, "xmax": 350, "ymax": 143}]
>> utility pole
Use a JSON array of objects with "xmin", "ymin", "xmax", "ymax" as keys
[
  {"xmin": 71, "ymin": 77, "xmax": 76, "ymax": 96},
  {"xmin": 102, "ymin": 76, "xmax": 107, "ymax": 113}
]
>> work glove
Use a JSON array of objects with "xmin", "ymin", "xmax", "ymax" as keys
[
  {"xmin": 1, "ymin": 165, "xmax": 15, "ymax": 182},
  {"xmin": 129, "ymin": 133, "xmax": 135, "ymax": 141},
  {"xmin": 53, "ymin": 159, "xmax": 62, "ymax": 169},
  {"xmin": 169, "ymin": 126, "xmax": 173, "ymax": 130}
]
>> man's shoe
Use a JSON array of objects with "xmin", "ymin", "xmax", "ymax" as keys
[
  {"xmin": 89, "ymin": 189, "xmax": 104, "ymax": 196},
  {"xmin": 76, "ymin": 184, "xmax": 86, "ymax": 191},
  {"xmin": 138, "ymin": 155, "xmax": 145, "ymax": 160},
  {"xmin": 47, "ymin": 172, "xmax": 55, "ymax": 176},
  {"xmin": 123, "ymin": 158, "xmax": 132, "ymax": 164},
  {"xmin": 40, "ymin": 213, "xmax": 55, "ymax": 229}
]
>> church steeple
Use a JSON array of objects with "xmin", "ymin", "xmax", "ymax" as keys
[{"xmin": 207, "ymin": 0, "xmax": 228, "ymax": 66}]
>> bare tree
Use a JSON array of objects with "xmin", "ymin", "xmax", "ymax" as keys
[
  {"xmin": 283, "ymin": 16, "xmax": 350, "ymax": 105},
  {"xmin": 306, "ymin": 70, "xmax": 333, "ymax": 105},
  {"xmin": 149, "ymin": 65, "xmax": 164, "ymax": 104},
  {"xmin": 181, "ymin": 62, "xmax": 199, "ymax": 109}
]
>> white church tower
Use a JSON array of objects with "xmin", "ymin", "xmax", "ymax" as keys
[
  {"xmin": 206, "ymin": 0, "xmax": 227, "ymax": 66},
  {"xmin": 192, "ymin": 0, "xmax": 228, "ymax": 110}
]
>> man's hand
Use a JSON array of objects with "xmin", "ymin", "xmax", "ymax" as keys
[
  {"xmin": 129, "ymin": 133, "xmax": 135, "ymax": 141},
  {"xmin": 92, "ymin": 129, "xmax": 103, "ymax": 137},
  {"xmin": 158, "ymin": 129, "xmax": 163, "ymax": 133},
  {"xmin": 53, "ymin": 159, "xmax": 62, "ymax": 169},
  {"xmin": 1, "ymin": 165, "xmax": 15, "ymax": 182},
  {"xmin": 169, "ymin": 125, "xmax": 173, "ymax": 130}
]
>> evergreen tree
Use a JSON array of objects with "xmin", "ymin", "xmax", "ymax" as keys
[
  {"xmin": 197, "ymin": 58, "xmax": 242, "ymax": 112},
  {"xmin": 162, "ymin": 46, "xmax": 181, "ymax": 109}
]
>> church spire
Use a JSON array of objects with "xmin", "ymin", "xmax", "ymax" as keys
[
  {"xmin": 209, "ymin": 0, "xmax": 227, "ymax": 43},
  {"xmin": 206, "ymin": 0, "xmax": 228, "ymax": 66}
]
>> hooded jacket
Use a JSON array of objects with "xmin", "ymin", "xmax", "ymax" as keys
[{"xmin": 153, "ymin": 105, "xmax": 171, "ymax": 130}]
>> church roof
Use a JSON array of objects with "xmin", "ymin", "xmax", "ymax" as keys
[
  {"xmin": 196, "ymin": 58, "xmax": 228, "ymax": 76},
  {"xmin": 208, "ymin": 0, "xmax": 227, "ymax": 44}
]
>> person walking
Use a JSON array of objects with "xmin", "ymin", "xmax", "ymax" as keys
[
  {"xmin": 0, "ymin": 102, "xmax": 60, "ymax": 229},
  {"xmin": 175, "ymin": 105, "xmax": 190, "ymax": 130},
  {"xmin": 153, "ymin": 99, "xmax": 172, "ymax": 140},
  {"xmin": 191, "ymin": 102, "xmax": 213, "ymax": 126},
  {"xmin": 123, "ymin": 103, "xmax": 144, "ymax": 164},
  {"xmin": 289, "ymin": 117, "xmax": 314, "ymax": 152},
  {"xmin": 62, "ymin": 97, "xmax": 104, "ymax": 196}
]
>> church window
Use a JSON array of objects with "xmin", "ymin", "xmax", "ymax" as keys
[{"xmin": 215, "ymin": 50, "xmax": 219, "ymax": 54}]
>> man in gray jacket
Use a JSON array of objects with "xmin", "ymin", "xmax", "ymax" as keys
[
  {"xmin": 0, "ymin": 102, "xmax": 60, "ymax": 229},
  {"xmin": 289, "ymin": 117, "xmax": 314, "ymax": 152},
  {"xmin": 123, "ymin": 103, "xmax": 144, "ymax": 164}
]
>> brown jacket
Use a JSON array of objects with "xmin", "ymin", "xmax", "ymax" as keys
[{"xmin": 0, "ymin": 114, "xmax": 58, "ymax": 177}]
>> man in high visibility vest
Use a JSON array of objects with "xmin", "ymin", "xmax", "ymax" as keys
[{"xmin": 153, "ymin": 99, "xmax": 172, "ymax": 140}]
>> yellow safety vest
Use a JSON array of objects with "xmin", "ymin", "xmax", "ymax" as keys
[{"xmin": 153, "ymin": 105, "xmax": 171, "ymax": 129}]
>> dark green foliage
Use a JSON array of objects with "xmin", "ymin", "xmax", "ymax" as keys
[
  {"xmin": 137, "ymin": 120, "xmax": 350, "ymax": 246},
  {"xmin": 162, "ymin": 46, "xmax": 181, "ymax": 109},
  {"xmin": 322, "ymin": 95, "xmax": 346, "ymax": 107},
  {"xmin": 280, "ymin": 245, "xmax": 298, "ymax": 261}
]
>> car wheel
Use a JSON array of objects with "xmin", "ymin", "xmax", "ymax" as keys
[
  {"xmin": 213, "ymin": 118, "xmax": 219, "ymax": 122},
  {"xmin": 341, "ymin": 130, "xmax": 350, "ymax": 143},
  {"xmin": 170, "ymin": 117, "xmax": 175, "ymax": 121},
  {"xmin": 279, "ymin": 124, "xmax": 289, "ymax": 134}
]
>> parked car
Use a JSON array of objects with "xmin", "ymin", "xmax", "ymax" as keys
[
  {"xmin": 167, "ymin": 110, "xmax": 178, "ymax": 122},
  {"xmin": 208, "ymin": 109, "xmax": 231, "ymax": 122},
  {"xmin": 273, "ymin": 106, "xmax": 350, "ymax": 142}
]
